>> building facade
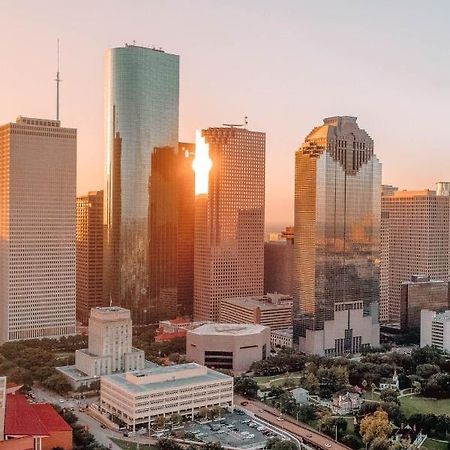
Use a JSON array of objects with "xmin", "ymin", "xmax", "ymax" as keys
[
  {"xmin": 0, "ymin": 116, "xmax": 76, "ymax": 343},
  {"xmin": 219, "ymin": 293, "xmax": 293, "ymax": 330},
  {"xmin": 264, "ymin": 227, "xmax": 295, "ymax": 298},
  {"xmin": 400, "ymin": 275, "xmax": 449, "ymax": 331},
  {"xmin": 421, "ymin": 309, "xmax": 450, "ymax": 352},
  {"xmin": 76, "ymin": 191, "xmax": 104, "ymax": 325},
  {"xmin": 148, "ymin": 143, "xmax": 195, "ymax": 320},
  {"xmin": 74, "ymin": 307, "xmax": 144, "ymax": 378},
  {"xmin": 186, "ymin": 323, "xmax": 270, "ymax": 372},
  {"xmin": 0, "ymin": 377, "xmax": 5, "ymax": 441},
  {"xmin": 105, "ymin": 44, "xmax": 179, "ymax": 324},
  {"xmin": 193, "ymin": 127, "xmax": 265, "ymax": 321},
  {"xmin": 381, "ymin": 189, "xmax": 450, "ymax": 324},
  {"xmin": 270, "ymin": 328, "xmax": 294, "ymax": 349},
  {"xmin": 294, "ymin": 116, "xmax": 381, "ymax": 355},
  {"xmin": 100, "ymin": 363, "xmax": 233, "ymax": 431}
]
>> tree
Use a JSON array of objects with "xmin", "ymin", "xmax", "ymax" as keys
[
  {"xmin": 170, "ymin": 413, "xmax": 182, "ymax": 425},
  {"xmin": 341, "ymin": 434, "xmax": 363, "ymax": 450},
  {"xmin": 320, "ymin": 416, "xmax": 347, "ymax": 439},
  {"xmin": 421, "ymin": 373, "xmax": 450, "ymax": 399},
  {"xmin": 303, "ymin": 372, "xmax": 319, "ymax": 393},
  {"xmin": 203, "ymin": 443, "xmax": 223, "ymax": 450},
  {"xmin": 234, "ymin": 376, "xmax": 258, "ymax": 398},
  {"xmin": 416, "ymin": 363, "xmax": 440, "ymax": 379},
  {"xmin": 411, "ymin": 346, "xmax": 443, "ymax": 367},
  {"xmin": 379, "ymin": 388, "xmax": 399, "ymax": 404},
  {"xmin": 296, "ymin": 404, "xmax": 317, "ymax": 424},
  {"xmin": 157, "ymin": 438, "xmax": 182, "ymax": 450},
  {"xmin": 359, "ymin": 410, "xmax": 392, "ymax": 445},
  {"xmin": 369, "ymin": 436, "xmax": 391, "ymax": 450},
  {"xmin": 267, "ymin": 440, "xmax": 297, "ymax": 450},
  {"xmin": 154, "ymin": 416, "xmax": 167, "ymax": 429}
]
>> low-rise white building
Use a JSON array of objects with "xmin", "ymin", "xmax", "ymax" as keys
[
  {"xmin": 297, "ymin": 301, "xmax": 380, "ymax": 356},
  {"xmin": 421, "ymin": 309, "xmax": 450, "ymax": 352},
  {"xmin": 100, "ymin": 363, "xmax": 233, "ymax": 431},
  {"xmin": 186, "ymin": 323, "xmax": 270, "ymax": 372}
]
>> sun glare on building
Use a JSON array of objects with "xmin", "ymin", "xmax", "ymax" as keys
[{"xmin": 193, "ymin": 130, "xmax": 212, "ymax": 195}]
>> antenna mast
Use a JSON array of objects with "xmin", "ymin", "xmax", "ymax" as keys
[{"xmin": 55, "ymin": 39, "xmax": 61, "ymax": 121}]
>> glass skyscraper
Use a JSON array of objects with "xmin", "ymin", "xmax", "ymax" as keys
[
  {"xmin": 105, "ymin": 44, "xmax": 179, "ymax": 324},
  {"xmin": 294, "ymin": 116, "xmax": 381, "ymax": 355}
]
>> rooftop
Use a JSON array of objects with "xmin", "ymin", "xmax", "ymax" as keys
[
  {"xmin": 433, "ymin": 310, "xmax": 450, "ymax": 322},
  {"xmin": 102, "ymin": 363, "xmax": 231, "ymax": 394},
  {"xmin": 222, "ymin": 294, "xmax": 293, "ymax": 311},
  {"xmin": 190, "ymin": 323, "xmax": 269, "ymax": 336}
]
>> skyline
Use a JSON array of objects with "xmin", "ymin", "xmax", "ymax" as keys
[{"xmin": 2, "ymin": 1, "xmax": 450, "ymax": 229}]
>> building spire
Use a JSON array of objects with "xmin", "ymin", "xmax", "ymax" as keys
[{"xmin": 55, "ymin": 38, "xmax": 62, "ymax": 121}]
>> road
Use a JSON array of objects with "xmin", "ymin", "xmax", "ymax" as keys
[{"xmin": 235, "ymin": 395, "xmax": 351, "ymax": 450}]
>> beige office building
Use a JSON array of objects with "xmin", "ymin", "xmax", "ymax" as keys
[
  {"xmin": 400, "ymin": 275, "xmax": 449, "ymax": 331},
  {"xmin": 75, "ymin": 307, "xmax": 144, "ymax": 377},
  {"xmin": 77, "ymin": 191, "xmax": 104, "ymax": 325},
  {"xmin": 186, "ymin": 323, "xmax": 270, "ymax": 372},
  {"xmin": 0, "ymin": 377, "xmax": 5, "ymax": 441},
  {"xmin": 193, "ymin": 127, "xmax": 265, "ymax": 321},
  {"xmin": 219, "ymin": 293, "xmax": 293, "ymax": 330},
  {"xmin": 381, "ymin": 189, "xmax": 450, "ymax": 324},
  {"xmin": 421, "ymin": 309, "xmax": 450, "ymax": 352},
  {"xmin": 100, "ymin": 363, "xmax": 233, "ymax": 431},
  {"xmin": 0, "ymin": 117, "xmax": 76, "ymax": 343}
]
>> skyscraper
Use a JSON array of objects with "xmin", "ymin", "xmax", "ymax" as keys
[
  {"xmin": 193, "ymin": 126, "xmax": 265, "ymax": 321},
  {"xmin": 380, "ymin": 188, "xmax": 450, "ymax": 325},
  {"xmin": 148, "ymin": 143, "xmax": 195, "ymax": 320},
  {"xmin": 0, "ymin": 116, "xmax": 76, "ymax": 343},
  {"xmin": 76, "ymin": 190, "xmax": 104, "ymax": 325},
  {"xmin": 294, "ymin": 116, "xmax": 381, "ymax": 355},
  {"xmin": 105, "ymin": 44, "xmax": 179, "ymax": 324}
]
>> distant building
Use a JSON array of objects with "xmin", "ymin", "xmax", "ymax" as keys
[
  {"xmin": 219, "ymin": 293, "xmax": 293, "ymax": 330},
  {"xmin": 264, "ymin": 227, "xmax": 295, "ymax": 298},
  {"xmin": 400, "ymin": 275, "xmax": 449, "ymax": 331},
  {"xmin": 155, "ymin": 317, "xmax": 208, "ymax": 342},
  {"xmin": 76, "ymin": 191, "xmax": 104, "ymax": 325},
  {"xmin": 193, "ymin": 127, "xmax": 265, "ymax": 322},
  {"xmin": 421, "ymin": 309, "xmax": 450, "ymax": 352},
  {"xmin": 270, "ymin": 328, "xmax": 293, "ymax": 349},
  {"xmin": 1, "ymin": 393, "xmax": 72, "ymax": 450},
  {"xmin": 186, "ymin": 323, "xmax": 270, "ymax": 372},
  {"xmin": 291, "ymin": 387, "xmax": 309, "ymax": 405},
  {"xmin": 58, "ymin": 307, "xmax": 145, "ymax": 388},
  {"xmin": 332, "ymin": 392, "xmax": 362, "ymax": 414},
  {"xmin": 381, "ymin": 188, "xmax": 450, "ymax": 325},
  {"xmin": 0, "ymin": 116, "xmax": 76, "ymax": 343},
  {"xmin": 379, "ymin": 369, "xmax": 399, "ymax": 391},
  {"xmin": 100, "ymin": 363, "xmax": 233, "ymax": 432},
  {"xmin": 294, "ymin": 117, "xmax": 381, "ymax": 355}
]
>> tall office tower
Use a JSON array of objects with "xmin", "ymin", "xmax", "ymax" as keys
[
  {"xmin": 76, "ymin": 191, "xmax": 104, "ymax": 325},
  {"xmin": 148, "ymin": 143, "xmax": 195, "ymax": 320},
  {"xmin": 0, "ymin": 116, "xmax": 76, "ymax": 343},
  {"xmin": 380, "ymin": 189, "xmax": 450, "ymax": 325},
  {"xmin": 193, "ymin": 127, "xmax": 265, "ymax": 321},
  {"xmin": 294, "ymin": 116, "xmax": 381, "ymax": 356},
  {"xmin": 105, "ymin": 44, "xmax": 179, "ymax": 324},
  {"xmin": 264, "ymin": 227, "xmax": 295, "ymax": 297}
]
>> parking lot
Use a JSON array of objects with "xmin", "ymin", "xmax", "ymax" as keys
[{"xmin": 185, "ymin": 410, "xmax": 279, "ymax": 449}]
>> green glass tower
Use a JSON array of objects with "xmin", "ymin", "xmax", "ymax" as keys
[{"xmin": 105, "ymin": 44, "xmax": 179, "ymax": 324}]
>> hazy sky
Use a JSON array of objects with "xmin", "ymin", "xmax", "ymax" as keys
[{"xmin": 2, "ymin": 0, "xmax": 450, "ymax": 230}]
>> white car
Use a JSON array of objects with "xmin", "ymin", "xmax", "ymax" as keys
[{"xmin": 59, "ymin": 399, "xmax": 65, "ymax": 403}]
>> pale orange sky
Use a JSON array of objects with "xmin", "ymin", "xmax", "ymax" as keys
[{"xmin": 2, "ymin": 1, "xmax": 450, "ymax": 231}]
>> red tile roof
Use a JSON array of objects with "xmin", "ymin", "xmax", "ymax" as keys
[
  {"xmin": 33, "ymin": 404, "xmax": 72, "ymax": 432},
  {"xmin": 4, "ymin": 394, "xmax": 72, "ymax": 438},
  {"xmin": 4, "ymin": 394, "xmax": 49, "ymax": 437}
]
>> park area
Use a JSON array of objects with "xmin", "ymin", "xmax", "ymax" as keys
[{"xmin": 399, "ymin": 395, "xmax": 450, "ymax": 417}]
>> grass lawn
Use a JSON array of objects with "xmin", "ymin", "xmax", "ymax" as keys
[
  {"xmin": 361, "ymin": 391, "xmax": 380, "ymax": 401},
  {"xmin": 422, "ymin": 438, "xmax": 449, "ymax": 450},
  {"xmin": 254, "ymin": 372, "xmax": 303, "ymax": 386},
  {"xmin": 400, "ymin": 395, "xmax": 450, "ymax": 417},
  {"xmin": 111, "ymin": 438, "xmax": 156, "ymax": 450}
]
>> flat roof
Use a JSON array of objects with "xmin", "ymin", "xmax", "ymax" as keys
[
  {"xmin": 434, "ymin": 311, "xmax": 450, "ymax": 322},
  {"xmin": 221, "ymin": 295, "xmax": 292, "ymax": 311},
  {"xmin": 102, "ymin": 363, "xmax": 231, "ymax": 394},
  {"xmin": 190, "ymin": 323, "xmax": 269, "ymax": 336}
]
